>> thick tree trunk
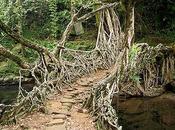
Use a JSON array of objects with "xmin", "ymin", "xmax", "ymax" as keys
[
  {"xmin": 124, "ymin": 0, "xmax": 135, "ymax": 48},
  {"xmin": 93, "ymin": 2, "xmax": 102, "ymax": 27},
  {"xmin": 0, "ymin": 45, "xmax": 30, "ymax": 69},
  {"xmin": 124, "ymin": 0, "xmax": 135, "ymax": 63}
]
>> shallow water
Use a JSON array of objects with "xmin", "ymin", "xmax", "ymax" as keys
[
  {"xmin": 0, "ymin": 90, "xmax": 18, "ymax": 104},
  {"xmin": 114, "ymin": 93, "xmax": 175, "ymax": 130},
  {"xmin": 0, "ymin": 83, "xmax": 34, "ymax": 104}
]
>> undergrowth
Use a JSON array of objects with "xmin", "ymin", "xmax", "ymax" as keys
[{"xmin": 137, "ymin": 30, "xmax": 175, "ymax": 46}]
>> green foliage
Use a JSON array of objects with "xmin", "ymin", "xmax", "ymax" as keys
[
  {"xmin": 0, "ymin": 0, "xmax": 23, "ymax": 33},
  {"xmin": 23, "ymin": 26, "xmax": 51, "ymax": 39},
  {"xmin": 135, "ymin": 0, "xmax": 175, "ymax": 43},
  {"xmin": 72, "ymin": 0, "xmax": 94, "ymax": 7},
  {"xmin": 0, "ymin": 0, "xmax": 8, "ymax": 21},
  {"xmin": 22, "ymin": 0, "xmax": 50, "ymax": 28},
  {"xmin": 0, "ymin": 38, "xmax": 15, "ymax": 49},
  {"xmin": 49, "ymin": 0, "xmax": 71, "ymax": 38},
  {"xmin": 130, "ymin": 74, "xmax": 140, "ymax": 83},
  {"xmin": 49, "ymin": 0, "xmax": 59, "ymax": 38},
  {"xmin": 138, "ymin": 34, "xmax": 175, "ymax": 47},
  {"xmin": 63, "ymin": 40, "xmax": 95, "ymax": 61},
  {"xmin": 48, "ymin": 0, "xmax": 95, "ymax": 38},
  {"xmin": 0, "ymin": 61, "xmax": 19, "ymax": 77},
  {"xmin": 128, "ymin": 45, "xmax": 141, "ymax": 83},
  {"xmin": 66, "ymin": 40, "xmax": 95, "ymax": 51},
  {"xmin": 129, "ymin": 44, "xmax": 140, "ymax": 62},
  {"xmin": 57, "ymin": 10, "xmax": 71, "ymax": 34},
  {"xmin": 34, "ymin": 40, "xmax": 55, "ymax": 50}
]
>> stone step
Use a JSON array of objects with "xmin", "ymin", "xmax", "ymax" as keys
[
  {"xmin": 70, "ymin": 91, "xmax": 81, "ymax": 96},
  {"xmin": 45, "ymin": 124, "xmax": 66, "ymax": 130},
  {"xmin": 63, "ymin": 95, "xmax": 73, "ymax": 99},
  {"xmin": 46, "ymin": 119, "xmax": 65, "ymax": 126},
  {"xmin": 52, "ymin": 110, "xmax": 71, "ymax": 116},
  {"xmin": 61, "ymin": 105, "xmax": 71, "ymax": 111},
  {"xmin": 62, "ymin": 102, "xmax": 73, "ymax": 108},
  {"xmin": 68, "ymin": 93, "xmax": 76, "ymax": 97},
  {"xmin": 60, "ymin": 98, "xmax": 75, "ymax": 104}
]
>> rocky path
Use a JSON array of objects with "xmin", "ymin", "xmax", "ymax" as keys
[{"xmin": 2, "ymin": 69, "xmax": 110, "ymax": 130}]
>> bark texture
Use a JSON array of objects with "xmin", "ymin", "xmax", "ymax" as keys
[{"xmin": 124, "ymin": 0, "xmax": 135, "ymax": 48}]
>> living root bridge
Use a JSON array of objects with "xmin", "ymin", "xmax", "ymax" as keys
[
  {"xmin": 1, "ymin": 1, "xmax": 174, "ymax": 130},
  {"xmin": 0, "ymin": 2, "xmax": 122, "ymax": 125}
]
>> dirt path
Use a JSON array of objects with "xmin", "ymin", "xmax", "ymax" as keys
[{"xmin": 2, "ymin": 69, "xmax": 110, "ymax": 130}]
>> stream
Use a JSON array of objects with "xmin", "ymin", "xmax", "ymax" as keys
[{"xmin": 0, "ymin": 81, "xmax": 34, "ymax": 105}]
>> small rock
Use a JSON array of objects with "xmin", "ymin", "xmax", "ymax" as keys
[
  {"xmin": 46, "ymin": 119, "xmax": 65, "ymax": 126},
  {"xmin": 3, "ymin": 77, "xmax": 9, "ymax": 82},
  {"xmin": 20, "ymin": 124, "xmax": 29, "ymax": 129},
  {"xmin": 78, "ymin": 108, "xmax": 88, "ymax": 113},
  {"xmin": 24, "ymin": 78, "xmax": 29, "ymax": 82},
  {"xmin": 61, "ymin": 98, "xmax": 75, "ymax": 104},
  {"xmin": 61, "ymin": 106, "xmax": 71, "ymax": 111},
  {"xmin": 67, "ymin": 88, "xmax": 74, "ymax": 91},
  {"xmin": 88, "ymin": 78, "xmax": 94, "ymax": 83}
]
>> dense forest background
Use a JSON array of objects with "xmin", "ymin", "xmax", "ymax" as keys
[{"xmin": 0, "ymin": 0, "xmax": 175, "ymax": 76}]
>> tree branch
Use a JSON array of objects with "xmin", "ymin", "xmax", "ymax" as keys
[
  {"xmin": 0, "ymin": 45, "xmax": 30, "ymax": 69},
  {"xmin": 0, "ymin": 20, "xmax": 50, "ymax": 55},
  {"xmin": 53, "ymin": 13, "xmax": 78, "ymax": 57},
  {"xmin": 77, "ymin": 2, "xmax": 119, "ymax": 23},
  {"xmin": 0, "ymin": 20, "xmax": 60, "ymax": 64}
]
